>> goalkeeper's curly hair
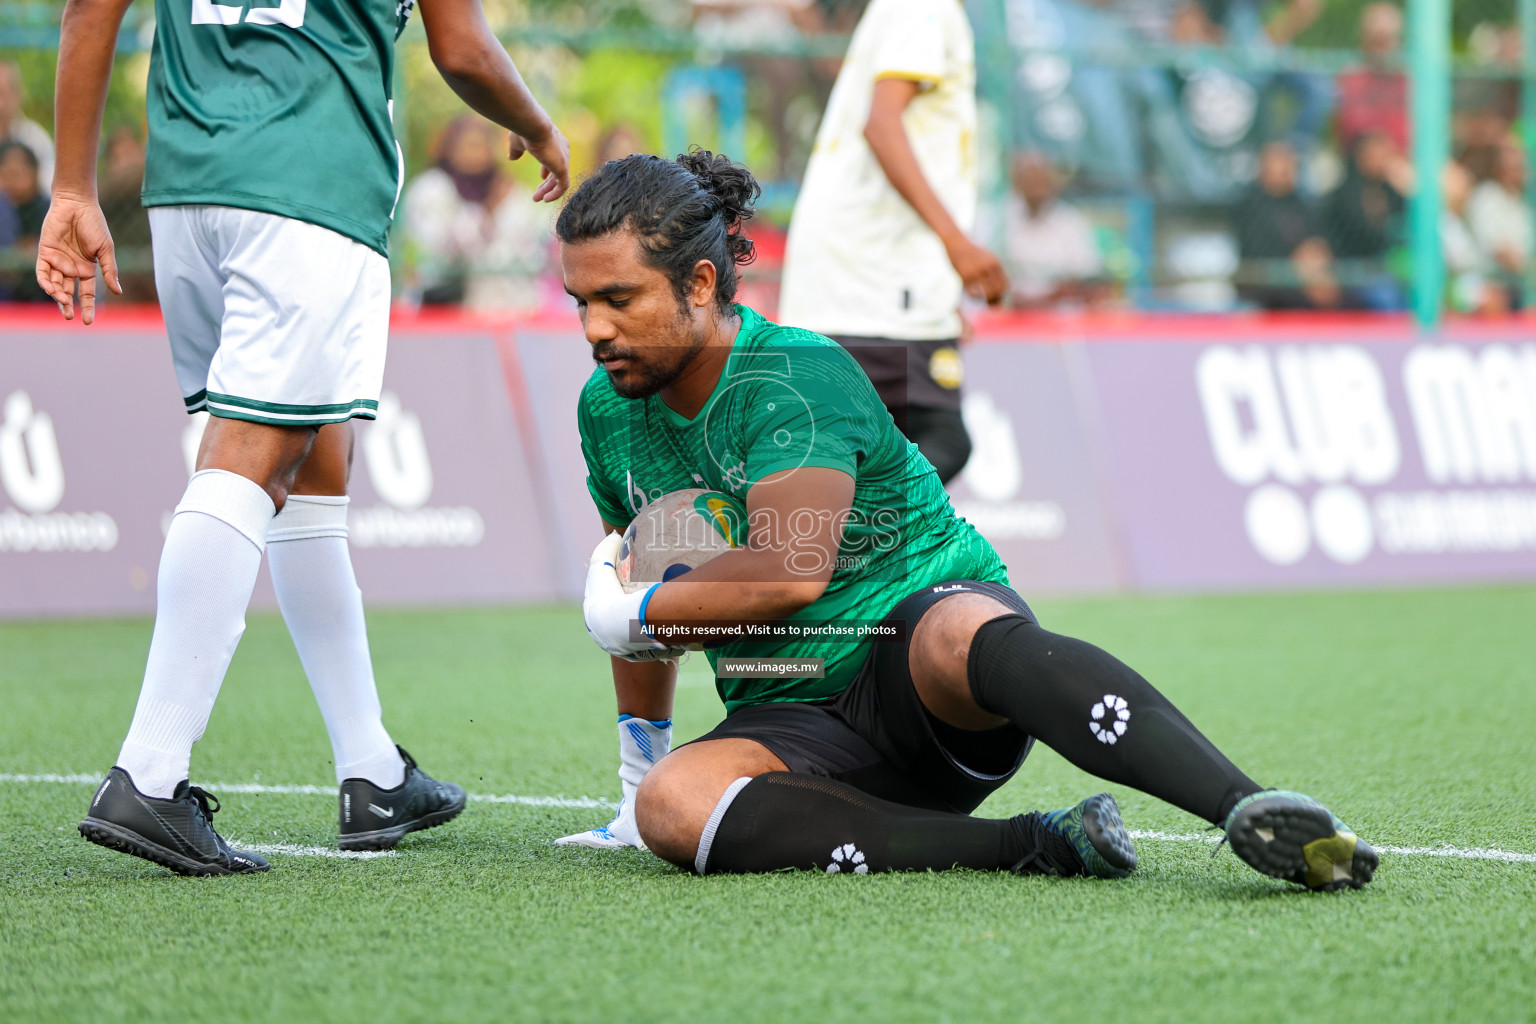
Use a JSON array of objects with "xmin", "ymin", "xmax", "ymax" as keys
[{"xmin": 555, "ymin": 149, "xmax": 760, "ymax": 315}]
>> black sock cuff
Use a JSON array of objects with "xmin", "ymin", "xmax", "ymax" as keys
[
  {"xmin": 1215, "ymin": 784, "xmax": 1261, "ymax": 826},
  {"xmin": 967, "ymin": 613, "xmax": 1030, "ymax": 715}
]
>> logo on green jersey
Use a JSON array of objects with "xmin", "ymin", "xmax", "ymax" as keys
[{"xmin": 692, "ymin": 492, "xmax": 746, "ymax": 547}]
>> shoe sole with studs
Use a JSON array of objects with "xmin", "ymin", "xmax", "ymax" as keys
[
  {"xmin": 1080, "ymin": 793, "xmax": 1138, "ymax": 877},
  {"xmin": 1227, "ymin": 795, "xmax": 1377, "ymax": 891},
  {"xmin": 79, "ymin": 817, "xmax": 268, "ymax": 877}
]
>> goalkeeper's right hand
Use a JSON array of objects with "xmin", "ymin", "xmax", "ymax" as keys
[{"xmin": 582, "ymin": 533, "xmax": 686, "ymax": 663}]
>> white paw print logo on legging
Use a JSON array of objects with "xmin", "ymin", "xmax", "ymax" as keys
[
  {"xmin": 826, "ymin": 843, "xmax": 869, "ymax": 874},
  {"xmin": 1090, "ymin": 694, "xmax": 1131, "ymax": 744}
]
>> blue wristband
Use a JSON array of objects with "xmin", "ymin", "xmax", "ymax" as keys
[{"xmin": 637, "ymin": 583, "xmax": 661, "ymax": 642}]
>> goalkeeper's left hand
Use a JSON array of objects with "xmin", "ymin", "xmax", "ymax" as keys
[{"xmin": 583, "ymin": 532, "xmax": 686, "ymax": 662}]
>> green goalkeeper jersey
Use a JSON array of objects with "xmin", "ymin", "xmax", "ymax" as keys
[
  {"xmin": 142, "ymin": 0, "xmax": 411, "ymax": 256},
  {"xmin": 578, "ymin": 305, "xmax": 1008, "ymax": 714}
]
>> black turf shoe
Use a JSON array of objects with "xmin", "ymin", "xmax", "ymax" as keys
[
  {"xmin": 1010, "ymin": 793, "xmax": 1138, "ymax": 879},
  {"xmin": 337, "ymin": 746, "xmax": 466, "ymax": 851},
  {"xmin": 1224, "ymin": 790, "xmax": 1378, "ymax": 891},
  {"xmin": 78, "ymin": 768, "xmax": 269, "ymax": 876}
]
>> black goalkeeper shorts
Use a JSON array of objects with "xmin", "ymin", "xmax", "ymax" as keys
[{"xmin": 686, "ymin": 580, "xmax": 1036, "ymax": 815}]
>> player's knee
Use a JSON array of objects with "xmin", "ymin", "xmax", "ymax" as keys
[
  {"xmin": 912, "ymin": 594, "xmax": 1013, "ymax": 681},
  {"xmin": 291, "ymin": 423, "xmax": 354, "ymax": 497},
  {"xmin": 911, "ymin": 593, "xmax": 1015, "ymax": 728},
  {"xmin": 197, "ymin": 418, "xmax": 320, "ymax": 512},
  {"xmin": 634, "ymin": 762, "xmax": 699, "ymax": 869}
]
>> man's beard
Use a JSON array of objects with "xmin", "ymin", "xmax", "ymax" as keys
[{"xmin": 595, "ymin": 305, "xmax": 705, "ymax": 399}]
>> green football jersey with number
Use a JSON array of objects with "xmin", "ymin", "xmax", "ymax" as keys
[
  {"xmin": 142, "ymin": 0, "xmax": 411, "ymax": 256},
  {"xmin": 577, "ymin": 305, "xmax": 1009, "ymax": 714}
]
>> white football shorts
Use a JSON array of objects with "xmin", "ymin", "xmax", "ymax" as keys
[{"xmin": 149, "ymin": 204, "xmax": 391, "ymax": 426}]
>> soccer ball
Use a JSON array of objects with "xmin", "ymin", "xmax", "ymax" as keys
[{"xmin": 616, "ymin": 488, "xmax": 746, "ymax": 594}]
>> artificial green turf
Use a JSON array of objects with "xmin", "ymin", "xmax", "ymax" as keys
[{"xmin": 2, "ymin": 586, "xmax": 1534, "ymax": 1023}]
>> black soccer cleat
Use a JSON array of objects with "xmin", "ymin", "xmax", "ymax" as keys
[
  {"xmin": 337, "ymin": 746, "xmax": 466, "ymax": 851},
  {"xmin": 79, "ymin": 767, "xmax": 269, "ymax": 877},
  {"xmin": 1010, "ymin": 793, "xmax": 1137, "ymax": 879},
  {"xmin": 1224, "ymin": 790, "xmax": 1378, "ymax": 891}
]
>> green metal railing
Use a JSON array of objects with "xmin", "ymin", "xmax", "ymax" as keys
[{"xmin": 1411, "ymin": 0, "xmax": 1453, "ymax": 328}]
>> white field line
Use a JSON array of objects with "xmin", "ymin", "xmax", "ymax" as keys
[
  {"xmin": 8, "ymin": 773, "xmax": 1535, "ymax": 865},
  {"xmin": 1124, "ymin": 828, "xmax": 1536, "ymax": 864},
  {"xmin": 1127, "ymin": 829, "xmax": 1222, "ymax": 844},
  {"xmin": 1373, "ymin": 844, "xmax": 1536, "ymax": 864},
  {"xmin": 230, "ymin": 841, "xmax": 397, "ymax": 861},
  {"xmin": 0, "ymin": 773, "xmax": 616, "ymax": 810}
]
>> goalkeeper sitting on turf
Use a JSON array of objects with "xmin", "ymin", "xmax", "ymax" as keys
[{"xmin": 555, "ymin": 150, "xmax": 1377, "ymax": 890}]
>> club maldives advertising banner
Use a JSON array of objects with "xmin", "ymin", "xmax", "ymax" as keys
[
  {"xmin": 3, "ymin": 308, "xmax": 1534, "ymax": 617},
  {"xmin": 1076, "ymin": 321, "xmax": 1536, "ymax": 589}
]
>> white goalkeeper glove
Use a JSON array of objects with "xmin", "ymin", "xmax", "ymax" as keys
[{"xmin": 583, "ymin": 532, "xmax": 686, "ymax": 662}]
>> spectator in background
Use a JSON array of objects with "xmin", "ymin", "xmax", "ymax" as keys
[
  {"xmin": 1210, "ymin": 0, "xmax": 1331, "ymax": 160},
  {"xmin": 693, "ymin": 0, "xmax": 814, "ymax": 37},
  {"xmin": 1441, "ymin": 159, "xmax": 1508, "ymax": 315},
  {"xmin": 1003, "ymin": 151, "xmax": 1108, "ymax": 307},
  {"xmin": 1323, "ymin": 131, "xmax": 1409, "ymax": 310},
  {"xmin": 1466, "ymin": 137, "xmax": 1532, "ymax": 305},
  {"xmin": 401, "ymin": 116, "xmax": 554, "ymax": 309},
  {"xmin": 1001, "ymin": 0, "xmax": 1231, "ymax": 201},
  {"xmin": 98, "ymin": 125, "xmax": 157, "ymax": 303},
  {"xmin": 0, "ymin": 179, "xmax": 19, "ymax": 298},
  {"xmin": 1163, "ymin": 0, "xmax": 1263, "ymax": 193},
  {"xmin": 0, "ymin": 140, "xmax": 49, "ymax": 302},
  {"xmin": 691, "ymin": 0, "xmax": 824, "ymax": 178},
  {"xmin": 594, "ymin": 123, "xmax": 647, "ymax": 168},
  {"xmin": 1458, "ymin": 137, "xmax": 1503, "ymax": 185},
  {"xmin": 1455, "ymin": 23, "xmax": 1520, "ymax": 158},
  {"xmin": 1336, "ymin": 3, "xmax": 1408, "ymax": 157},
  {"xmin": 1233, "ymin": 140, "xmax": 1338, "ymax": 309},
  {"xmin": 0, "ymin": 61, "xmax": 54, "ymax": 192}
]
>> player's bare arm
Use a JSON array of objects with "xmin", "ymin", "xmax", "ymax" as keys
[
  {"xmin": 419, "ymin": 0, "xmax": 570, "ymax": 201},
  {"xmin": 863, "ymin": 77, "xmax": 1006, "ymax": 303},
  {"xmin": 35, "ymin": 0, "xmax": 133, "ymax": 323},
  {"xmin": 641, "ymin": 466, "xmax": 854, "ymax": 633}
]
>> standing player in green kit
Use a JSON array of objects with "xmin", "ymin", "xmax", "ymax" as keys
[{"xmin": 37, "ymin": 0, "xmax": 569, "ymax": 875}]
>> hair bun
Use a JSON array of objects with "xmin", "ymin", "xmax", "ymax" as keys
[{"xmin": 677, "ymin": 148, "xmax": 759, "ymax": 268}]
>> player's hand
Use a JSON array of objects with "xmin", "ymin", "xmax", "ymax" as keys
[
  {"xmin": 35, "ymin": 192, "xmax": 122, "ymax": 325},
  {"xmin": 583, "ymin": 533, "xmax": 686, "ymax": 663},
  {"xmin": 508, "ymin": 122, "xmax": 571, "ymax": 203},
  {"xmin": 945, "ymin": 236, "xmax": 1008, "ymax": 306}
]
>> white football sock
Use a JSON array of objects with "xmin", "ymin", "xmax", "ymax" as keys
[
  {"xmin": 117, "ymin": 469, "xmax": 274, "ymax": 798},
  {"xmin": 268, "ymin": 495, "xmax": 404, "ymax": 789},
  {"xmin": 554, "ymin": 716, "xmax": 672, "ymax": 848},
  {"xmin": 618, "ymin": 714, "xmax": 672, "ymax": 811}
]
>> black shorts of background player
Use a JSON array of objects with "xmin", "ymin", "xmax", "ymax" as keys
[{"xmin": 832, "ymin": 335, "xmax": 972, "ymax": 484}]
